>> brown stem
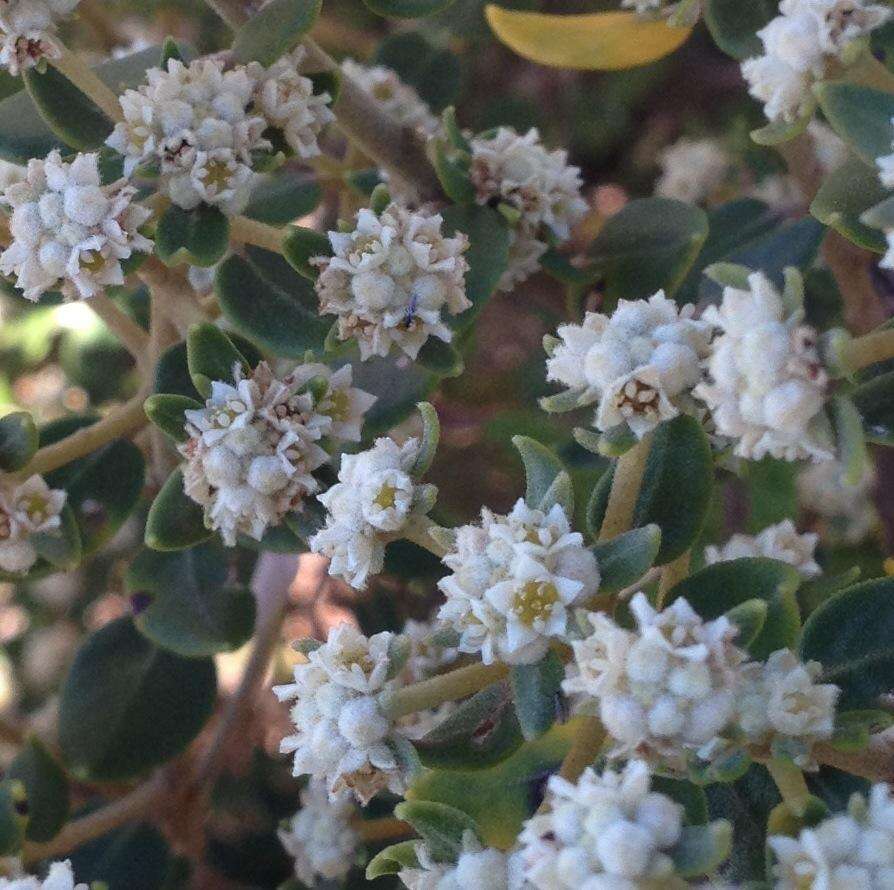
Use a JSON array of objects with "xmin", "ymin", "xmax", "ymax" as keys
[
  {"xmin": 89, "ymin": 294, "xmax": 150, "ymax": 367},
  {"xmin": 815, "ymin": 730, "xmax": 894, "ymax": 784},
  {"xmin": 356, "ymin": 816, "xmax": 411, "ymax": 844},
  {"xmin": 556, "ymin": 716, "xmax": 604, "ymax": 783},
  {"xmin": 656, "ymin": 549, "xmax": 691, "ymax": 609},
  {"xmin": 139, "ymin": 258, "xmax": 209, "ymax": 337},
  {"xmin": 598, "ymin": 434, "xmax": 652, "ymax": 542},
  {"xmin": 822, "ymin": 232, "xmax": 887, "ymax": 336}
]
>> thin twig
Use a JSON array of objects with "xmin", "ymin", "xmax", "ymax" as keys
[
  {"xmin": 139, "ymin": 258, "xmax": 209, "ymax": 337},
  {"xmin": 656, "ymin": 550, "xmax": 691, "ymax": 609},
  {"xmin": 598, "ymin": 434, "xmax": 652, "ymax": 542},
  {"xmin": 229, "ymin": 216, "xmax": 286, "ymax": 253},
  {"xmin": 89, "ymin": 294, "xmax": 150, "ymax": 367},
  {"xmin": 50, "ymin": 44, "xmax": 123, "ymax": 123}
]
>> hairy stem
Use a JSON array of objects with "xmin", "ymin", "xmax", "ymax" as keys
[
  {"xmin": 656, "ymin": 549, "xmax": 691, "ymax": 609},
  {"xmin": 598, "ymin": 434, "xmax": 652, "ymax": 542},
  {"xmin": 815, "ymin": 729, "xmax": 894, "ymax": 784},
  {"xmin": 89, "ymin": 294, "xmax": 150, "ymax": 367},
  {"xmin": 765, "ymin": 757, "xmax": 811, "ymax": 818},
  {"xmin": 229, "ymin": 215, "xmax": 286, "ymax": 253},
  {"xmin": 400, "ymin": 517, "xmax": 450, "ymax": 558},
  {"xmin": 557, "ymin": 716, "xmax": 605, "ymax": 783},
  {"xmin": 19, "ymin": 387, "xmax": 150, "ymax": 478},
  {"xmin": 139, "ymin": 258, "xmax": 209, "ymax": 337},
  {"xmin": 356, "ymin": 816, "xmax": 411, "ymax": 844},
  {"xmin": 51, "ymin": 44, "xmax": 123, "ymax": 123},
  {"xmin": 379, "ymin": 661, "xmax": 509, "ymax": 720},
  {"xmin": 838, "ymin": 326, "xmax": 894, "ymax": 372}
]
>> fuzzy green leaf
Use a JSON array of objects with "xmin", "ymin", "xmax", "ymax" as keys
[
  {"xmin": 7, "ymin": 738, "xmax": 69, "ymax": 843},
  {"xmin": 0, "ymin": 411, "xmax": 38, "ymax": 472},
  {"xmin": 156, "ymin": 204, "xmax": 230, "ymax": 269},
  {"xmin": 816, "ymin": 82, "xmax": 894, "ymax": 167},
  {"xmin": 851, "ymin": 370, "xmax": 894, "ymax": 445},
  {"xmin": 412, "ymin": 402, "xmax": 440, "ymax": 478},
  {"xmin": 393, "ymin": 800, "xmax": 477, "ymax": 862},
  {"xmin": 724, "ymin": 598, "xmax": 769, "ymax": 650},
  {"xmin": 245, "ymin": 171, "xmax": 321, "ymax": 225},
  {"xmin": 831, "ymin": 394, "xmax": 869, "ymax": 485},
  {"xmin": 510, "ymin": 651, "xmax": 564, "ymax": 741},
  {"xmin": 593, "ymin": 524, "xmax": 661, "ymax": 593},
  {"xmin": 366, "ymin": 841, "xmax": 420, "ymax": 879},
  {"xmin": 143, "ymin": 394, "xmax": 201, "ymax": 443},
  {"xmin": 415, "ymin": 337, "xmax": 465, "ymax": 377},
  {"xmin": 145, "ymin": 468, "xmax": 212, "ymax": 552},
  {"xmin": 670, "ymin": 821, "xmax": 733, "ymax": 878},
  {"xmin": 703, "ymin": 0, "xmax": 775, "ymax": 59},
  {"xmin": 512, "ymin": 435, "xmax": 573, "ymax": 516},
  {"xmin": 231, "ymin": 0, "xmax": 322, "ymax": 66},
  {"xmin": 281, "ymin": 224, "xmax": 332, "ymax": 280},
  {"xmin": 0, "ymin": 781, "xmax": 27, "ymax": 855},
  {"xmin": 186, "ymin": 323, "xmax": 251, "ymax": 398}
]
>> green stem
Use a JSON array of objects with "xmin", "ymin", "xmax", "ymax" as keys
[
  {"xmin": 656, "ymin": 549, "xmax": 691, "ymax": 610},
  {"xmin": 838, "ymin": 327, "xmax": 894, "ymax": 373},
  {"xmin": 379, "ymin": 661, "xmax": 508, "ymax": 719},
  {"xmin": 598, "ymin": 433, "xmax": 653, "ymax": 542},
  {"xmin": 50, "ymin": 43, "xmax": 123, "ymax": 123},
  {"xmin": 230, "ymin": 215, "xmax": 286, "ymax": 253},
  {"xmin": 400, "ymin": 517, "xmax": 450, "ymax": 558},
  {"xmin": 89, "ymin": 293, "xmax": 150, "ymax": 367},
  {"xmin": 766, "ymin": 757, "xmax": 810, "ymax": 818},
  {"xmin": 557, "ymin": 716, "xmax": 604, "ymax": 782}
]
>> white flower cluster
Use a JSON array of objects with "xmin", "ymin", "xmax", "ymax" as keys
[
  {"xmin": 274, "ymin": 623, "xmax": 405, "ymax": 804},
  {"xmin": 0, "ymin": 150, "xmax": 152, "ymax": 302},
  {"xmin": 0, "ymin": 0, "xmax": 78, "ymax": 76},
  {"xmin": 695, "ymin": 272, "xmax": 833, "ymax": 462},
  {"xmin": 398, "ymin": 833, "xmax": 515, "ymax": 890},
  {"xmin": 704, "ymin": 519, "xmax": 821, "ymax": 578},
  {"xmin": 277, "ymin": 780, "xmax": 359, "ymax": 887},
  {"xmin": 655, "ymin": 137, "xmax": 730, "ymax": 205},
  {"xmin": 469, "ymin": 127, "xmax": 587, "ymax": 292},
  {"xmin": 341, "ymin": 59, "xmax": 439, "ymax": 136},
  {"xmin": 0, "ymin": 860, "xmax": 86, "ymax": 890},
  {"xmin": 546, "ymin": 291, "xmax": 712, "ymax": 438},
  {"xmin": 798, "ymin": 458, "xmax": 878, "ymax": 545},
  {"xmin": 107, "ymin": 50, "xmax": 333, "ymax": 215},
  {"xmin": 0, "ymin": 474, "xmax": 66, "ymax": 575},
  {"xmin": 437, "ymin": 499, "xmax": 600, "ymax": 666},
  {"xmin": 310, "ymin": 436, "xmax": 436, "ymax": 590},
  {"xmin": 564, "ymin": 593, "xmax": 839, "ymax": 769},
  {"xmin": 742, "ymin": 0, "xmax": 890, "ymax": 123},
  {"xmin": 180, "ymin": 360, "xmax": 374, "ymax": 546},
  {"xmin": 518, "ymin": 760, "xmax": 685, "ymax": 888},
  {"xmin": 313, "ymin": 202, "xmax": 470, "ymax": 361},
  {"xmin": 770, "ymin": 783, "xmax": 894, "ymax": 888}
]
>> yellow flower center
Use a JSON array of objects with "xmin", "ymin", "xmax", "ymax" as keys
[
  {"xmin": 202, "ymin": 159, "xmax": 232, "ymax": 192},
  {"xmin": 512, "ymin": 580, "xmax": 559, "ymax": 626},
  {"xmin": 374, "ymin": 484, "xmax": 397, "ymax": 510},
  {"xmin": 20, "ymin": 495, "xmax": 49, "ymax": 523},
  {"xmin": 325, "ymin": 389, "xmax": 350, "ymax": 422},
  {"xmin": 80, "ymin": 251, "xmax": 106, "ymax": 274}
]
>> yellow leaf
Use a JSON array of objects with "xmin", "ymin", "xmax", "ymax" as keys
[{"xmin": 485, "ymin": 6, "xmax": 692, "ymax": 71}]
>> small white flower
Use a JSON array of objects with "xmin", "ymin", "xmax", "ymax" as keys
[
  {"xmin": 770, "ymin": 783, "xmax": 894, "ymax": 888},
  {"xmin": 797, "ymin": 459, "xmax": 878, "ymax": 545},
  {"xmin": 313, "ymin": 202, "xmax": 470, "ymax": 361},
  {"xmin": 655, "ymin": 138, "xmax": 730, "ymax": 205},
  {"xmin": 341, "ymin": 59, "xmax": 439, "ymax": 136},
  {"xmin": 564, "ymin": 593, "xmax": 746, "ymax": 765},
  {"xmin": 0, "ymin": 150, "xmax": 152, "ymax": 302},
  {"xmin": 278, "ymin": 780, "xmax": 359, "ymax": 886},
  {"xmin": 0, "ymin": 0, "xmax": 79, "ymax": 76},
  {"xmin": 180, "ymin": 360, "xmax": 368, "ymax": 546},
  {"xmin": 399, "ymin": 833, "xmax": 514, "ymax": 890},
  {"xmin": 437, "ymin": 499, "xmax": 600, "ymax": 665},
  {"xmin": 310, "ymin": 436, "xmax": 437, "ymax": 589},
  {"xmin": 469, "ymin": 127, "xmax": 587, "ymax": 292},
  {"xmin": 0, "ymin": 859, "xmax": 87, "ymax": 890},
  {"xmin": 274, "ymin": 623, "xmax": 405, "ymax": 804},
  {"xmin": 737, "ymin": 649, "xmax": 839, "ymax": 768},
  {"xmin": 0, "ymin": 474, "xmax": 66, "ymax": 575},
  {"xmin": 518, "ymin": 760, "xmax": 685, "ymax": 888},
  {"xmin": 703, "ymin": 519, "xmax": 821, "ymax": 578},
  {"xmin": 694, "ymin": 271, "xmax": 833, "ymax": 462},
  {"xmin": 546, "ymin": 291, "xmax": 712, "ymax": 438}
]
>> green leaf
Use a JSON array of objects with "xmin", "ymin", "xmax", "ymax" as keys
[
  {"xmin": 816, "ymin": 82, "xmax": 894, "ymax": 167},
  {"xmin": 512, "ymin": 435, "xmax": 573, "ymax": 516},
  {"xmin": 632, "ymin": 416, "xmax": 713, "ymax": 564},
  {"xmin": 160, "ymin": 36, "xmax": 184, "ymax": 66},
  {"xmin": 408, "ymin": 720, "xmax": 577, "ymax": 849},
  {"xmin": 441, "ymin": 204, "xmax": 510, "ymax": 319},
  {"xmin": 186, "ymin": 323, "xmax": 250, "ymax": 398},
  {"xmin": 751, "ymin": 110, "xmax": 814, "ymax": 146},
  {"xmin": 593, "ymin": 524, "xmax": 661, "ymax": 593},
  {"xmin": 393, "ymin": 800, "xmax": 477, "ymax": 861},
  {"xmin": 412, "ymin": 402, "xmax": 440, "ymax": 478},
  {"xmin": 510, "ymin": 650, "xmax": 564, "ymax": 741},
  {"xmin": 414, "ymin": 682, "xmax": 524, "ymax": 769},
  {"xmin": 668, "ymin": 558, "xmax": 802, "ymax": 659},
  {"xmin": 810, "ymin": 155, "xmax": 888, "ymax": 253},
  {"xmin": 433, "ymin": 140, "xmax": 475, "ymax": 204},
  {"xmin": 585, "ymin": 466, "xmax": 614, "ymax": 539},
  {"xmin": 831, "ymin": 395, "xmax": 869, "ymax": 485},
  {"xmin": 0, "ymin": 780, "xmax": 27, "ymax": 855},
  {"xmin": 851, "ymin": 370, "xmax": 894, "ymax": 445},
  {"xmin": 800, "ymin": 577, "xmax": 894, "ymax": 709},
  {"xmin": 7, "ymin": 738, "xmax": 69, "ymax": 843},
  {"xmin": 724, "ymin": 599, "xmax": 769, "ymax": 650},
  {"xmin": 589, "ymin": 197, "xmax": 708, "ymax": 300},
  {"xmin": 651, "ymin": 775, "xmax": 709, "ymax": 825},
  {"xmin": 366, "ymin": 840, "xmax": 420, "ymax": 879},
  {"xmin": 245, "ymin": 172, "xmax": 321, "ymax": 225},
  {"xmin": 145, "ymin": 468, "xmax": 212, "ymax": 552},
  {"xmin": 231, "ymin": 0, "xmax": 322, "ymax": 66},
  {"xmin": 281, "ymin": 224, "xmax": 331, "ymax": 280},
  {"xmin": 0, "ymin": 411, "xmax": 38, "ymax": 471},
  {"xmin": 704, "ymin": 0, "xmax": 775, "ymax": 59},
  {"xmin": 59, "ymin": 617, "xmax": 216, "ymax": 781},
  {"xmin": 143, "ymin": 394, "xmax": 201, "ymax": 443},
  {"xmin": 363, "ymin": 0, "xmax": 455, "ymax": 18},
  {"xmin": 156, "ymin": 204, "xmax": 230, "ymax": 268},
  {"xmin": 70, "ymin": 822, "xmax": 173, "ymax": 890},
  {"xmin": 127, "ymin": 544, "xmax": 256, "ymax": 657},
  {"xmin": 670, "ymin": 821, "xmax": 733, "ymax": 878},
  {"xmin": 415, "ymin": 337, "xmax": 464, "ymax": 377},
  {"xmin": 743, "ymin": 457, "xmax": 797, "ymax": 533}
]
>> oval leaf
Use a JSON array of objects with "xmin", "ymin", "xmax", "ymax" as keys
[
  {"xmin": 186, "ymin": 322, "xmax": 251, "ymax": 397},
  {"xmin": 0, "ymin": 411, "xmax": 38, "ymax": 472},
  {"xmin": 704, "ymin": 0, "xmax": 775, "ymax": 60},
  {"xmin": 512, "ymin": 435, "xmax": 573, "ymax": 516},
  {"xmin": 393, "ymin": 800, "xmax": 478, "ymax": 861},
  {"xmin": 816, "ymin": 82, "xmax": 894, "ymax": 167},
  {"xmin": 7, "ymin": 738, "xmax": 69, "ymax": 843},
  {"xmin": 143, "ymin": 394, "xmax": 200, "ymax": 443},
  {"xmin": 592, "ymin": 523, "xmax": 661, "ymax": 593},
  {"xmin": 145, "ymin": 468, "xmax": 213, "ymax": 552},
  {"xmin": 510, "ymin": 650, "xmax": 564, "ymax": 741},
  {"xmin": 156, "ymin": 204, "xmax": 230, "ymax": 268},
  {"xmin": 231, "ymin": 0, "xmax": 322, "ymax": 66}
]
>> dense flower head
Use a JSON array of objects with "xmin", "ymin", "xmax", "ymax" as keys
[
  {"xmin": 770, "ymin": 783, "xmax": 894, "ymax": 887},
  {"xmin": 468, "ymin": 127, "xmax": 587, "ymax": 291},
  {"xmin": 564, "ymin": 593, "xmax": 746, "ymax": 765},
  {"xmin": 518, "ymin": 760, "xmax": 686, "ymax": 888},
  {"xmin": 797, "ymin": 458, "xmax": 878, "ymax": 545},
  {"xmin": 0, "ymin": 474, "xmax": 66, "ymax": 575},
  {"xmin": 310, "ymin": 436, "xmax": 437, "ymax": 589},
  {"xmin": 703, "ymin": 519, "xmax": 821, "ymax": 578},
  {"xmin": 0, "ymin": 150, "xmax": 152, "ymax": 302},
  {"xmin": 655, "ymin": 137, "xmax": 730, "ymax": 205},
  {"xmin": 0, "ymin": 0, "xmax": 79, "ymax": 76},
  {"xmin": 0, "ymin": 860, "xmax": 87, "ymax": 890},
  {"xmin": 277, "ymin": 780, "xmax": 359, "ymax": 886},
  {"xmin": 313, "ymin": 202, "xmax": 470, "ymax": 361},
  {"xmin": 546, "ymin": 291, "xmax": 712, "ymax": 438},
  {"xmin": 398, "ymin": 833, "xmax": 515, "ymax": 889},
  {"xmin": 736, "ymin": 649, "xmax": 838, "ymax": 768},
  {"xmin": 273, "ymin": 623, "xmax": 405, "ymax": 804},
  {"xmin": 106, "ymin": 50, "xmax": 332, "ymax": 215},
  {"xmin": 742, "ymin": 0, "xmax": 890, "ymax": 123},
  {"xmin": 437, "ymin": 498, "xmax": 600, "ymax": 665},
  {"xmin": 694, "ymin": 271, "xmax": 833, "ymax": 462},
  {"xmin": 180, "ymin": 360, "xmax": 373, "ymax": 546}
]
